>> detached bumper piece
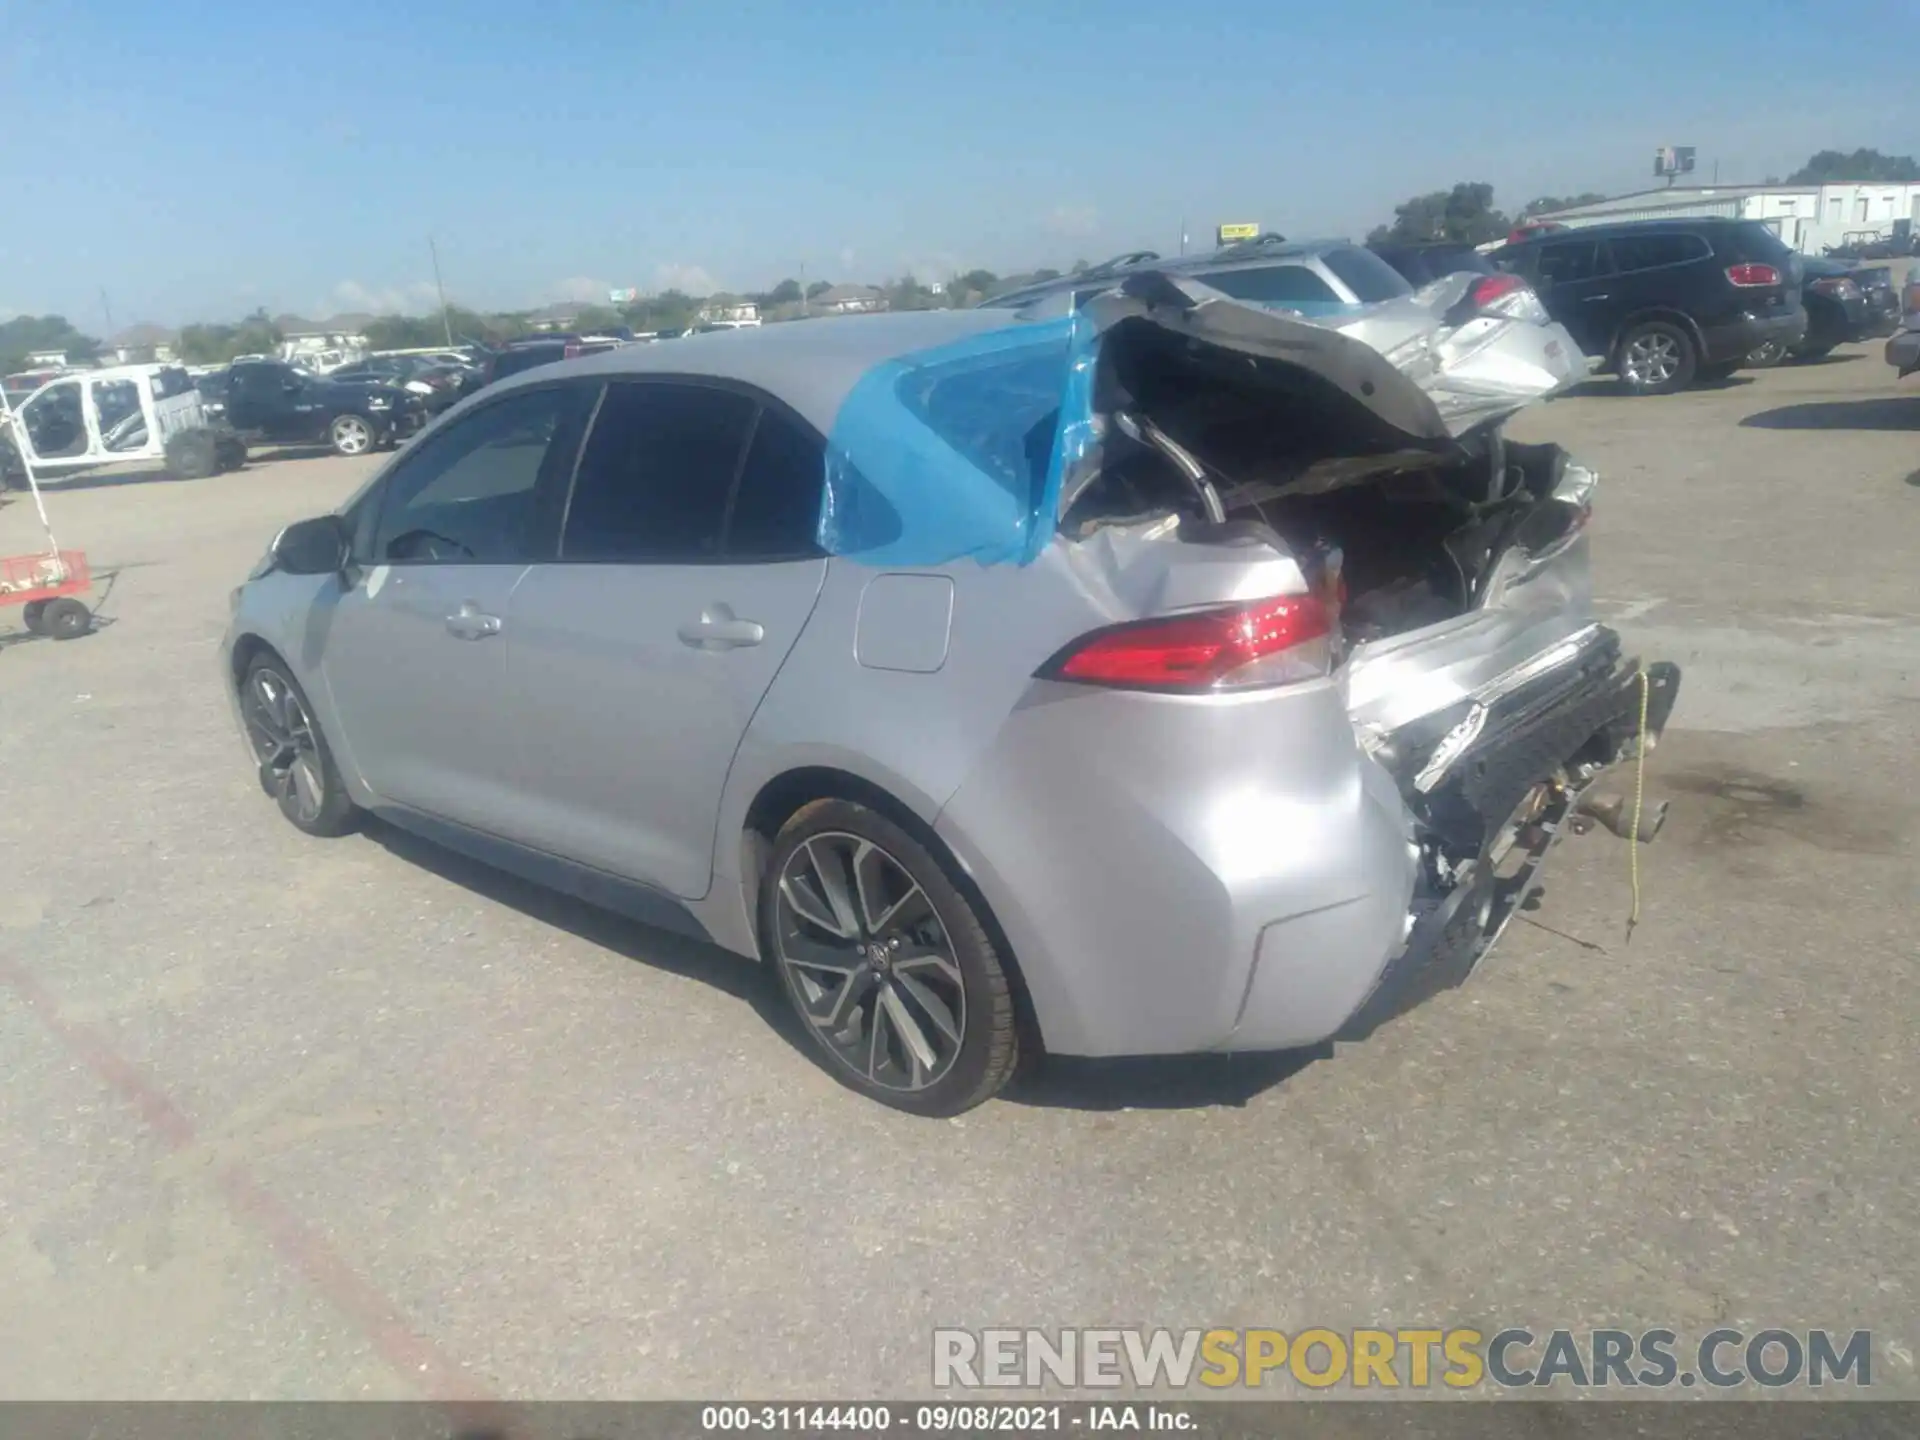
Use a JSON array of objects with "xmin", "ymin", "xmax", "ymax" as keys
[{"xmin": 1340, "ymin": 627, "xmax": 1680, "ymax": 1041}]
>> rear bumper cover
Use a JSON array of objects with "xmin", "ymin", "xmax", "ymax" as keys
[
  {"xmin": 1701, "ymin": 307, "xmax": 1806, "ymax": 363},
  {"xmin": 1337, "ymin": 638, "xmax": 1681, "ymax": 1041}
]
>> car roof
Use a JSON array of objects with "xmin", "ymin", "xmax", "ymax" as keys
[
  {"xmin": 986, "ymin": 238, "xmax": 1362, "ymax": 308},
  {"xmin": 1501, "ymin": 217, "xmax": 1752, "ymax": 246},
  {"xmin": 490, "ymin": 309, "xmax": 1021, "ymax": 432}
]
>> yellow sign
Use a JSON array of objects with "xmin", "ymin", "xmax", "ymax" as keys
[{"xmin": 1216, "ymin": 223, "xmax": 1261, "ymax": 244}]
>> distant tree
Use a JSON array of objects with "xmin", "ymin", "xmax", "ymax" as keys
[
  {"xmin": 1521, "ymin": 192, "xmax": 1607, "ymax": 219},
  {"xmin": 805, "ymin": 279, "xmax": 833, "ymax": 300},
  {"xmin": 1786, "ymin": 148, "xmax": 1920, "ymax": 184},
  {"xmin": 572, "ymin": 305, "xmax": 624, "ymax": 334},
  {"xmin": 1367, "ymin": 182, "xmax": 1508, "ymax": 246},
  {"xmin": 885, "ymin": 275, "xmax": 936, "ymax": 311},
  {"xmin": 621, "ymin": 289, "xmax": 699, "ymax": 334},
  {"xmin": 172, "ymin": 315, "xmax": 283, "ymax": 364},
  {"xmin": 766, "ymin": 278, "xmax": 803, "ymax": 305},
  {"xmin": 364, "ymin": 314, "xmax": 443, "ymax": 351},
  {"xmin": 1069, "ymin": 259, "xmax": 1090, "ymax": 275},
  {"xmin": 1031, "ymin": 267, "xmax": 1061, "ymax": 282},
  {"xmin": 0, "ymin": 314, "xmax": 101, "ymax": 372}
]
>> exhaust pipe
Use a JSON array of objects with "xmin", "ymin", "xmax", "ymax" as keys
[{"xmin": 1575, "ymin": 790, "xmax": 1669, "ymax": 843}]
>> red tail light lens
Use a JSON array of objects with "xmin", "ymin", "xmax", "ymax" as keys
[
  {"xmin": 1469, "ymin": 274, "xmax": 1528, "ymax": 307},
  {"xmin": 1725, "ymin": 263, "xmax": 1781, "ymax": 287},
  {"xmin": 1903, "ymin": 282, "xmax": 1920, "ymax": 316},
  {"xmin": 1044, "ymin": 594, "xmax": 1332, "ymax": 692}
]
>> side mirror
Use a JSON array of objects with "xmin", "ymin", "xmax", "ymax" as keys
[{"xmin": 271, "ymin": 515, "xmax": 349, "ymax": 575}]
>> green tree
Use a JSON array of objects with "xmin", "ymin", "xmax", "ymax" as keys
[
  {"xmin": 572, "ymin": 305, "xmax": 624, "ymax": 334},
  {"xmin": 767, "ymin": 278, "xmax": 803, "ymax": 305},
  {"xmin": 1521, "ymin": 192, "xmax": 1607, "ymax": 219},
  {"xmin": 1366, "ymin": 182, "xmax": 1509, "ymax": 246},
  {"xmin": 364, "ymin": 315, "xmax": 442, "ymax": 351},
  {"xmin": 1786, "ymin": 149, "xmax": 1920, "ymax": 184},
  {"xmin": 1031, "ymin": 267, "xmax": 1061, "ymax": 282},
  {"xmin": 0, "ymin": 315, "xmax": 101, "ymax": 373},
  {"xmin": 805, "ymin": 280, "xmax": 832, "ymax": 300}
]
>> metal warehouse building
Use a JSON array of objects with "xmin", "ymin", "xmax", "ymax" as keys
[{"xmin": 1535, "ymin": 182, "xmax": 1920, "ymax": 255}]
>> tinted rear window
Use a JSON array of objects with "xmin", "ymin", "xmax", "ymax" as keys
[
  {"xmin": 1318, "ymin": 246, "xmax": 1415, "ymax": 302},
  {"xmin": 1606, "ymin": 232, "xmax": 1710, "ymax": 272},
  {"xmin": 1730, "ymin": 222, "xmax": 1794, "ymax": 264},
  {"xmin": 1199, "ymin": 265, "xmax": 1340, "ymax": 306}
]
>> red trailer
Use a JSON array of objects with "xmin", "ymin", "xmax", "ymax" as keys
[{"xmin": 0, "ymin": 547, "xmax": 92, "ymax": 639}]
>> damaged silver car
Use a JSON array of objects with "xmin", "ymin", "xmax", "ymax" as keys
[{"xmin": 222, "ymin": 271, "xmax": 1679, "ymax": 1115}]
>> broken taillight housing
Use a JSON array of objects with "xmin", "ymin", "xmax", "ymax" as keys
[
  {"xmin": 1041, "ymin": 594, "xmax": 1332, "ymax": 692},
  {"xmin": 1445, "ymin": 272, "xmax": 1549, "ymax": 326},
  {"xmin": 1809, "ymin": 276, "xmax": 1860, "ymax": 300},
  {"xmin": 1725, "ymin": 263, "xmax": 1782, "ymax": 288}
]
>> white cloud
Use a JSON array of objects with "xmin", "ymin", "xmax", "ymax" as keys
[
  {"xmin": 549, "ymin": 275, "xmax": 615, "ymax": 304},
  {"xmin": 328, "ymin": 279, "xmax": 441, "ymax": 314},
  {"xmin": 1044, "ymin": 203, "xmax": 1099, "ymax": 239},
  {"xmin": 653, "ymin": 263, "xmax": 719, "ymax": 296}
]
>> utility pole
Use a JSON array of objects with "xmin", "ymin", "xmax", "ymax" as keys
[
  {"xmin": 428, "ymin": 236, "xmax": 454, "ymax": 346},
  {"xmin": 1179, "ymin": 216, "xmax": 1187, "ymax": 257},
  {"xmin": 100, "ymin": 288, "xmax": 114, "ymax": 337},
  {"xmin": 799, "ymin": 261, "xmax": 807, "ymax": 317}
]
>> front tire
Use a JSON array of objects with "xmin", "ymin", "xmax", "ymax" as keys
[
  {"xmin": 329, "ymin": 413, "xmax": 375, "ymax": 457},
  {"xmin": 1744, "ymin": 339, "xmax": 1788, "ymax": 368},
  {"xmin": 1616, "ymin": 320, "xmax": 1697, "ymax": 394},
  {"xmin": 238, "ymin": 656, "xmax": 358, "ymax": 836},
  {"xmin": 761, "ymin": 799, "xmax": 1019, "ymax": 1116}
]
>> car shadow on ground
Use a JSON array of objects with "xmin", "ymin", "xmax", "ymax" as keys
[
  {"xmin": 1567, "ymin": 375, "xmax": 1755, "ymax": 399},
  {"xmin": 1741, "ymin": 396, "xmax": 1920, "ymax": 431},
  {"xmin": 360, "ymin": 816, "xmax": 1331, "ymax": 1113},
  {"xmin": 28, "ymin": 463, "xmax": 185, "ymax": 492}
]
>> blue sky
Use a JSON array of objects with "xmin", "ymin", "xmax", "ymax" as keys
[{"xmin": 1, "ymin": 0, "xmax": 1912, "ymax": 330}]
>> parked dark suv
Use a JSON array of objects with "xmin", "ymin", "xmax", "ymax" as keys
[
  {"xmin": 217, "ymin": 359, "xmax": 427, "ymax": 456},
  {"xmin": 1489, "ymin": 219, "xmax": 1806, "ymax": 394}
]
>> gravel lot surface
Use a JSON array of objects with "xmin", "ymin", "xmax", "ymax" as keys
[{"xmin": 1, "ymin": 349, "xmax": 1914, "ymax": 1400}]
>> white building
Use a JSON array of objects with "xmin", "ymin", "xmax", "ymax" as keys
[{"xmin": 1535, "ymin": 182, "xmax": 1920, "ymax": 255}]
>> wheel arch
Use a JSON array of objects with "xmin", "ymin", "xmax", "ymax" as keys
[
  {"xmin": 735, "ymin": 762, "xmax": 1046, "ymax": 1059},
  {"xmin": 1607, "ymin": 308, "xmax": 1707, "ymax": 366}
]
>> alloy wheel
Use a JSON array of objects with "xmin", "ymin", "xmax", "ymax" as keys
[
  {"xmin": 1622, "ymin": 332, "xmax": 1680, "ymax": 387},
  {"xmin": 332, "ymin": 416, "xmax": 372, "ymax": 455},
  {"xmin": 774, "ymin": 832, "xmax": 967, "ymax": 1093},
  {"xmin": 241, "ymin": 668, "xmax": 327, "ymax": 824}
]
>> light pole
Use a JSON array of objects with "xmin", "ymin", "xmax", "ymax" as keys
[{"xmin": 428, "ymin": 236, "xmax": 454, "ymax": 346}]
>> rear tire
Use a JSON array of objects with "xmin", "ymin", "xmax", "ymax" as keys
[
  {"xmin": 163, "ymin": 427, "xmax": 220, "ymax": 480},
  {"xmin": 1616, "ymin": 321, "xmax": 1697, "ymax": 395},
  {"xmin": 1743, "ymin": 339, "xmax": 1788, "ymax": 368},
  {"xmin": 21, "ymin": 599, "xmax": 48, "ymax": 633},
  {"xmin": 41, "ymin": 597, "xmax": 90, "ymax": 640},
  {"xmin": 238, "ymin": 655, "xmax": 359, "ymax": 837},
  {"xmin": 214, "ymin": 433, "xmax": 249, "ymax": 472},
  {"xmin": 761, "ymin": 799, "xmax": 1019, "ymax": 1116}
]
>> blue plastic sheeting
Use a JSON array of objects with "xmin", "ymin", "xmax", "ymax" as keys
[{"xmin": 819, "ymin": 314, "xmax": 1096, "ymax": 568}]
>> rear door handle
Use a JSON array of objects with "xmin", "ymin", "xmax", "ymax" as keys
[
  {"xmin": 1580, "ymin": 293, "xmax": 1612, "ymax": 302},
  {"xmin": 677, "ymin": 605, "xmax": 764, "ymax": 650},
  {"xmin": 445, "ymin": 602, "xmax": 503, "ymax": 640}
]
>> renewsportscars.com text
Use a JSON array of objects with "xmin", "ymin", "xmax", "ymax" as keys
[{"xmin": 933, "ymin": 1327, "xmax": 1874, "ymax": 1391}]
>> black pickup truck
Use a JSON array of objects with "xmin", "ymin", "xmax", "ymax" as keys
[{"xmin": 201, "ymin": 360, "xmax": 427, "ymax": 456}]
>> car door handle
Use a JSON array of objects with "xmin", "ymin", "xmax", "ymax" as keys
[
  {"xmin": 445, "ymin": 602, "xmax": 503, "ymax": 640},
  {"xmin": 677, "ymin": 606, "xmax": 764, "ymax": 650},
  {"xmin": 1580, "ymin": 293, "xmax": 1612, "ymax": 302}
]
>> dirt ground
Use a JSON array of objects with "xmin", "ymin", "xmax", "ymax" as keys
[{"xmin": 0, "ymin": 348, "xmax": 1915, "ymax": 1399}]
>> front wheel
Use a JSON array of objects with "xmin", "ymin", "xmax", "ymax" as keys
[
  {"xmin": 41, "ymin": 597, "xmax": 90, "ymax": 640},
  {"xmin": 762, "ymin": 800, "xmax": 1019, "ymax": 1116},
  {"xmin": 328, "ymin": 413, "xmax": 375, "ymax": 457},
  {"xmin": 238, "ymin": 656, "xmax": 359, "ymax": 836},
  {"xmin": 1616, "ymin": 321, "xmax": 1697, "ymax": 395}
]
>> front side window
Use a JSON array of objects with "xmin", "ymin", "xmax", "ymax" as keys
[
  {"xmin": 561, "ymin": 381, "xmax": 756, "ymax": 562},
  {"xmin": 21, "ymin": 380, "xmax": 88, "ymax": 458},
  {"xmin": 370, "ymin": 384, "xmax": 586, "ymax": 564},
  {"xmin": 1535, "ymin": 241, "xmax": 1607, "ymax": 285}
]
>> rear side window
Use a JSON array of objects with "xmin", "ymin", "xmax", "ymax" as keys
[
  {"xmin": 1200, "ymin": 265, "xmax": 1341, "ymax": 306},
  {"xmin": 1729, "ymin": 221, "xmax": 1794, "ymax": 264},
  {"xmin": 1318, "ymin": 246, "xmax": 1414, "ymax": 302},
  {"xmin": 1606, "ymin": 232, "xmax": 1709, "ymax": 272},
  {"xmin": 561, "ymin": 381, "xmax": 756, "ymax": 562},
  {"xmin": 1535, "ymin": 241, "xmax": 1608, "ymax": 285},
  {"xmin": 727, "ymin": 408, "xmax": 826, "ymax": 560}
]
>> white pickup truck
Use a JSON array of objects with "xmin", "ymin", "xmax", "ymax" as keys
[{"xmin": 1, "ymin": 363, "xmax": 246, "ymax": 489}]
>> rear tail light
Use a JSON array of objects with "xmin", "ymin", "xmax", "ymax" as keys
[
  {"xmin": 1903, "ymin": 281, "xmax": 1920, "ymax": 317},
  {"xmin": 1041, "ymin": 593, "xmax": 1332, "ymax": 692},
  {"xmin": 1725, "ymin": 263, "xmax": 1782, "ymax": 287},
  {"xmin": 1445, "ymin": 271, "xmax": 1548, "ymax": 325}
]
